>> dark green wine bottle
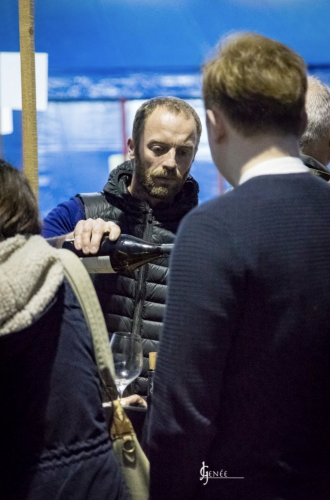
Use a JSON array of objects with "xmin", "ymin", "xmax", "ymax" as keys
[{"xmin": 62, "ymin": 233, "xmax": 173, "ymax": 273}]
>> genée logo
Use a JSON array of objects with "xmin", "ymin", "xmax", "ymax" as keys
[{"xmin": 200, "ymin": 462, "xmax": 244, "ymax": 485}]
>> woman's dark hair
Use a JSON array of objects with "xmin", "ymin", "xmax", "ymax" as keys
[{"xmin": 0, "ymin": 159, "xmax": 41, "ymax": 239}]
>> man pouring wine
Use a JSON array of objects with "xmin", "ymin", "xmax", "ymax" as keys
[{"xmin": 43, "ymin": 96, "xmax": 202, "ymax": 397}]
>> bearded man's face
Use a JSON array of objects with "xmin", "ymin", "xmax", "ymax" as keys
[{"xmin": 131, "ymin": 107, "xmax": 198, "ymax": 201}]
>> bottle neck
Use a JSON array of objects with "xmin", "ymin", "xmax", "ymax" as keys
[
  {"xmin": 61, "ymin": 234, "xmax": 174, "ymax": 273},
  {"xmin": 159, "ymin": 243, "xmax": 173, "ymax": 254}
]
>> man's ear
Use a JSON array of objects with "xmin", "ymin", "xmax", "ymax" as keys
[
  {"xmin": 206, "ymin": 108, "xmax": 226, "ymax": 143},
  {"xmin": 127, "ymin": 138, "xmax": 136, "ymax": 159}
]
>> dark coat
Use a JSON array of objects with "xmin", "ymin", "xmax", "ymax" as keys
[
  {"xmin": 78, "ymin": 161, "xmax": 199, "ymax": 395},
  {"xmin": 0, "ymin": 278, "xmax": 128, "ymax": 500},
  {"xmin": 149, "ymin": 172, "xmax": 330, "ymax": 500},
  {"xmin": 301, "ymin": 153, "xmax": 330, "ymax": 181}
]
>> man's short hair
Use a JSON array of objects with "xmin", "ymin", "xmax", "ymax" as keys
[
  {"xmin": 202, "ymin": 32, "xmax": 307, "ymax": 137},
  {"xmin": 132, "ymin": 96, "xmax": 202, "ymax": 149},
  {"xmin": 300, "ymin": 76, "xmax": 330, "ymax": 151}
]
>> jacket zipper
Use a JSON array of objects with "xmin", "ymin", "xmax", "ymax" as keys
[{"xmin": 131, "ymin": 207, "xmax": 153, "ymax": 336}]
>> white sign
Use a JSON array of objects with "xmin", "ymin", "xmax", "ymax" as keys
[{"xmin": 0, "ymin": 52, "xmax": 48, "ymax": 135}]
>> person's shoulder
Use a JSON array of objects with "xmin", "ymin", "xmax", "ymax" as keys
[
  {"xmin": 77, "ymin": 192, "xmax": 113, "ymax": 220},
  {"xmin": 42, "ymin": 197, "xmax": 85, "ymax": 237},
  {"xmin": 46, "ymin": 196, "xmax": 84, "ymax": 215},
  {"xmin": 177, "ymin": 191, "xmax": 238, "ymax": 238},
  {"xmin": 185, "ymin": 188, "xmax": 239, "ymax": 219}
]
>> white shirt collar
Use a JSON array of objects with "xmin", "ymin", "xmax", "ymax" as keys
[{"xmin": 239, "ymin": 157, "xmax": 309, "ymax": 186}]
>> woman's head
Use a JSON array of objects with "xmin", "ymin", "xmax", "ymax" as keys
[{"xmin": 0, "ymin": 159, "xmax": 41, "ymax": 239}]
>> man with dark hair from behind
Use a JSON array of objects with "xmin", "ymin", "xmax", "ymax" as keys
[
  {"xmin": 148, "ymin": 33, "xmax": 330, "ymax": 500},
  {"xmin": 300, "ymin": 75, "xmax": 330, "ymax": 181},
  {"xmin": 42, "ymin": 96, "xmax": 201, "ymax": 398}
]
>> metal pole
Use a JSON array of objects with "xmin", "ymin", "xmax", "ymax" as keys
[{"xmin": 18, "ymin": 0, "xmax": 39, "ymax": 202}]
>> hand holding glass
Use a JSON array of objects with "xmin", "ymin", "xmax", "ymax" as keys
[{"xmin": 110, "ymin": 332, "xmax": 143, "ymax": 398}]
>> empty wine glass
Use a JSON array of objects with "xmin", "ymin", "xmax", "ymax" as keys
[{"xmin": 110, "ymin": 332, "xmax": 143, "ymax": 398}]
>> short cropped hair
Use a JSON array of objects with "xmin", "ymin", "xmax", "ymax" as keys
[
  {"xmin": 300, "ymin": 76, "xmax": 330, "ymax": 151},
  {"xmin": 203, "ymin": 32, "xmax": 307, "ymax": 137},
  {"xmin": 0, "ymin": 159, "xmax": 41, "ymax": 239},
  {"xmin": 132, "ymin": 96, "xmax": 202, "ymax": 149}
]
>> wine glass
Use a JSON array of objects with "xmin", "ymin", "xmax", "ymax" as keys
[{"xmin": 110, "ymin": 332, "xmax": 143, "ymax": 398}]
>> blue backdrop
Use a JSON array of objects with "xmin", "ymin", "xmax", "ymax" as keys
[{"xmin": 1, "ymin": 0, "xmax": 330, "ymax": 217}]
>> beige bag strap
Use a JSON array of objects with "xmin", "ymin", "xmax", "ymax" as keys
[
  {"xmin": 58, "ymin": 249, "xmax": 150, "ymax": 500},
  {"xmin": 58, "ymin": 249, "xmax": 117, "ymax": 400}
]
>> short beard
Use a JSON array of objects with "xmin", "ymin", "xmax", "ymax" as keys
[{"xmin": 134, "ymin": 153, "xmax": 188, "ymax": 201}]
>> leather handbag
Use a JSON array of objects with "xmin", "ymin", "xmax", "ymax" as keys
[{"xmin": 59, "ymin": 248, "xmax": 150, "ymax": 500}]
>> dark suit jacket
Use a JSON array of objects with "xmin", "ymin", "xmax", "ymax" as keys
[{"xmin": 149, "ymin": 172, "xmax": 330, "ymax": 500}]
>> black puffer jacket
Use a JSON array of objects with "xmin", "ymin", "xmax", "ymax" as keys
[
  {"xmin": 301, "ymin": 154, "xmax": 330, "ymax": 181},
  {"xmin": 78, "ymin": 161, "xmax": 199, "ymax": 395}
]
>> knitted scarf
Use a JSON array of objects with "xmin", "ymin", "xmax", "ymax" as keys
[{"xmin": 0, "ymin": 234, "xmax": 64, "ymax": 335}]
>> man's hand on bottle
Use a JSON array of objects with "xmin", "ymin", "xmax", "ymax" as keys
[{"xmin": 73, "ymin": 218, "xmax": 121, "ymax": 254}]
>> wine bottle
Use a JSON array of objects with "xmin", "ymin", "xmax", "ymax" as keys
[
  {"xmin": 62, "ymin": 234, "xmax": 173, "ymax": 274},
  {"xmin": 147, "ymin": 352, "xmax": 157, "ymax": 405}
]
